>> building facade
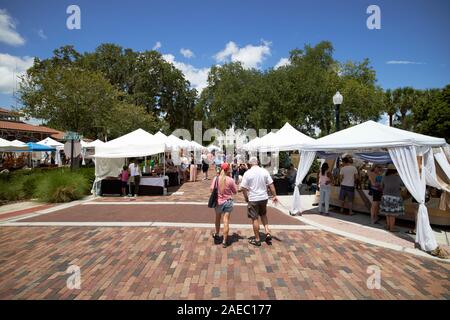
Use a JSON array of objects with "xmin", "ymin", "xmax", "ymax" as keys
[{"xmin": 0, "ymin": 108, "xmax": 64, "ymax": 142}]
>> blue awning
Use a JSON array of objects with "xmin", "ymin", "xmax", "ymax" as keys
[
  {"xmin": 316, "ymin": 151, "xmax": 392, "ymax": 164},
  {"xmin": 26, "ymin": 142, "xmax": 56, "ymax": 152}
]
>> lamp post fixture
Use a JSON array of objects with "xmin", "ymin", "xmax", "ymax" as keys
[{"xmin": 333, "ymin": 91, "xmax": 343, "ymax": 132}]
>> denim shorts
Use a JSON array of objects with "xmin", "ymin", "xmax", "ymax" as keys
[
  {"xmin": 339, "ymin": 185, "xmax": 355, "ymax": 201},
  {"xmin": 215, "ymin": 199, "xmax": 234, "ymax": 214}
]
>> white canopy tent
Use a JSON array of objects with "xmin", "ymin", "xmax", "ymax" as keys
[
  {"xmin": 10, "ymin": 139, "xmax": 27, "ymax": 148},
  {"xmin": 0, "ymin": 138, "xmax": 29, "ymax": 152},
  {"xmin": 85, "ymin": 139, "xmax": 105, "ymax": 148},
  {"xmin": 242, "ymin": 137, "xmax": 260, "ymax": 152},
  {"xmin": 38, "ymin": 137, "xmax": 64, "ymax": 165},
  {"xmin": 92, "ymin": 129, "xmax": 166, "ymax": 194},
  {"xmin": 258, "ymin": 123, "xmax": 316, "ymax": 152},
  {"xmin": 188, "ymin": 140, "xmax": 205, "ymax": 151},
  {"xmin": 80, "ymin": 139, "xmax": 105, "ymax": 164},
  {"xmin": 165, "ymin": 134, "xmax": 190, "ymax": 151},
  {"xmin": 242, "ymin": 132, "xmax": 276, "ymax": 153},
  {"xmin": 154, "ymin": 131, "xmax": 168, "ymax": 141},
  {"xmin": 38, "ymin": 137, "xmax": 64, "ymax": 149},
  {"xmin": 207, "ymin": 144, "xmax": 221, "ymax": 152},
  {"xmin": 291, "ymin": 120, "xmax": 448, "ymax": 253},
  {"xmin": 154, "ymin": 132, "xmax": 191, "ymax": 153},
  {"xmin": 94, "ymin": 129, "xmax": 164, "ymax": 158}
]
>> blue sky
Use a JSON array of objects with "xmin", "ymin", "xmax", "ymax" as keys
[{"xmin": 0, "ymin": 0, "xmax": 449, "ymax": 109}]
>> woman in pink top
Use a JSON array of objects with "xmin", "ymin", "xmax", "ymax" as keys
[
  {"xmin": 119, "ymin": 165, "xmax": 129, "ymax": 197},
  {"xmin": 319, "ymin": 162, "xmax": 332, "ymax": 215},
  {"xmin": 210, "ymin": 162, "xmax": 237, "ymax": 248}
]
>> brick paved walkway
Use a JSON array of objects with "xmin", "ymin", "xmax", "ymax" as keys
[
  {"xmin": 0, "ymin": 168, "xmax": 449, "ymax": 300},
  {"xmin": 95, "ymin": 171, "xmax": 247, "ymax": 203},
  {"xmin": 20, "ymin": 203, "xmax": 303, "ymax": 225},
  {"xmin": 0, "ymin": 226, "xmax": 449, "ymax": 299}
]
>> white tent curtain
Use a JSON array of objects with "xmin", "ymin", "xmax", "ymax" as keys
[
  {"xmin": 434, "ymin": 149, "xmax": 450, "ymax": 181},
  {"xmin": 443, "ymin": 144, "xmax": 450, "ymax": 160},
  {"xmin": 291, "ymin": 151, "xmax": 316, "ymax": 214},
  {"xmin": 388, "ymin": 146, "xmax": 438, "ymax": 252},
  {"xmin": 92, "ymin": 157, "xmax": 125, "ymax": 195},
  {"xmin": 424, "ymin": 148, "xmax": 442, "ymax": 190}
]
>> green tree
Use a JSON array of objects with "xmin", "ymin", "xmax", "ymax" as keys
[
  {"xmin": 411, "ymin": 85, "xmax": 450, "ymax": 139},
  {"xmin": 383, "ymin": 89, "xmax": 397, "ymax": 126},
  {"xmin": 198, "ymin": 62, "xmax": 262, "ymax": 130},
  {"xmin": 18, "ymin": 66, "xmax": 160, "ymax": 139},
  {"xmin": 20, "ymin": 43, "xmax": 197, "ymax": 133},
  {"xmin": 392, "ymin": 87, "xmax": 418, "ymax": 129}
]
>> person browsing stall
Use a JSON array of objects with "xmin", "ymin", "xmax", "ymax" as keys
[
  {"xmin": 339, "ymin": 157, "xmax": 358, "ymax": 215},
  {"xmin": 128, "ymin": 159, "xmax": 142, "ymax": 197}
]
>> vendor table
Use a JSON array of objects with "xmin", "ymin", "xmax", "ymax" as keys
[
  {"xmin": 272, "ymin": 177, "xmax": 290, "ymax": 195},
  {"xmin": 100, "ymin": 176, "xmax": 170, "ymax": 196},
  {"xmin": 100, "ymin": 179, "xmax": 122, "ymax": 196},
  {"xmin": 140, "ymin": 176, "xmax": 167, "ymax": 188}
]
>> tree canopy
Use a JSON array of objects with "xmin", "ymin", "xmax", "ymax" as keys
[
  {"xmin": 17, "ymin": 41, "xmax": 448, "ymax": 141},
  {"xmin": 19, "ymin": 44, "xmax": 195, "ymax": 139},
  {"xmin": 196, "ymin": 41, "xmax": 384, "ymax": 137}
]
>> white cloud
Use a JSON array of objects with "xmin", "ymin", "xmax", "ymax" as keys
[
  {"xmin": 37, "ymin": 28, "xmax": 47, "ymax": 39},
  {"xmin": 152, "ymin": 41, "xmax": 162, "ymax": 50},
  {"xmin": 0, "ymin": 9, "xmax": 25, "ymax": 46},
  {"xmin": 214, "ymin": 40, "xmax": 271, "ymax": 69},
  {"xmin": 162, "ymin": 54, "xmax": 209, "ymax": 93},
  {"xmin": 274, "ymin": 57, "xmax": 290, "ymax": 69},
  {"xmin": 386, "ymin": 60, "xmax": 426, "ymax": 65},
  {"xmin": 180, "ymin": 48, "xmax": 194, "ymax": 59},
  {"xmin": 0, "ymin": 53, "xmax": 34, "ymax": 94}
]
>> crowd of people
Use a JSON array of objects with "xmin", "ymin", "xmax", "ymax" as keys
[
  {"xmin": 318, "ymin": 156, "xmax": 406, "ymax": 232},
  {"xmin": 119, "ymin": 150, "xmax": 416, "ymax": 245}
]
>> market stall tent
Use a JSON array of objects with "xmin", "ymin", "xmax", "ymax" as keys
[
  {"xmin": 94, "ymin": 129, "xmax": 164, "ymax": 158},
  {"xmin": 153, "ymin": 132, "xmax": 189, "ymax": 152},
  {"xmin": 207, "ymin": 144, "xmax": 221, "ymax": 152},
  {"xmin": 26, "ymin": 142, "xmax": 55, "ymax": 152},
  {"xmin": 242, "ymin": 137, "xmax": 260, "ymax": 152},
  {"xmin": 243, "ymin": 133, "xmax": 276, "ymax": 152},
  {"xmin": 292, "ymin": 120, "xmax": 448, "ymax": 253},
  {"xmin": 165, "ymin": 134, "xmax": 190, "ymax": 151},
  {"xmin": 11, "ymin": 139, "xmax": 27, "ymax": 148},
  {"xmin": 188, "ymin": 140, "xmax": 205, "ymax": 151},
  {"xmin": 154, "ymin": 131, "xmax": 168, "ymax": 140},
  {"xmin": 38, "ymin": 137, "xmax": 64, "ymax": 165},
  {"xmin": 258, "ymin": 123, "xmax": 316, "ymax": 152},
  {"xmin": 0, "ymin": 138, "xmax": 29, "ymax": 152},
  {"xmin": 85, "ymin": 139, "xmax": 105, "ymax": 148},
  {"xmin": 80, "ymin": 139, "xmax": 105, "ymax": 164},
  {"xmin": 92, "ymin": 129, "xmax": 166, "ymax": 194},
  {"xmin": 38, "ymin": 137, "xmax": 64, "ymax": 149}
]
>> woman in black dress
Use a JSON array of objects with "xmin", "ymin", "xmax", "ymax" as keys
[{"xmin": 202, "ymin": 154, "xmax": 209, "ymax": 180}]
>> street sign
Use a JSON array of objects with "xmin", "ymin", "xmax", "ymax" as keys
[{"xmin": 64, "ymin": 131, "xmax": 81, "ymax": 141}]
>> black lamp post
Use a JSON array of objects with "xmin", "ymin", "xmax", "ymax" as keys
[{"xmin": 333, "ymin": 91, "xmax": 343, "ymax": 132}]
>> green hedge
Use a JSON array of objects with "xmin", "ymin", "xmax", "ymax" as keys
[{"xmin": 0, "ymin": 167, "xmax": 95, "ymax": 203}]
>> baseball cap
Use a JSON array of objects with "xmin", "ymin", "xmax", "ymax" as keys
[
  {"xmin": 249, "ymin": 156, "xmax": 258, "ymax": 165},
  {"xmin": 221, "ymin": 162, "xmax": 230, "ymax": 171}
]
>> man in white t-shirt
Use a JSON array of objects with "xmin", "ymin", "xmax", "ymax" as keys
[
  {"xmin": 128, "ymin": 159, "xmax": 142, "ymax": 197},
  {"xmin": 339, "ymin": 157, "xmax": 358, "ymax": 215},
  {"xmin": 241, "ymin": 156, "xmax": 278, "ymax": 246}
]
